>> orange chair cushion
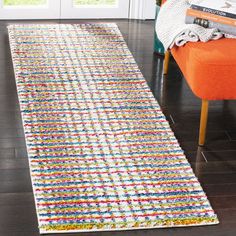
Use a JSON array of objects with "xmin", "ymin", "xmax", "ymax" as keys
[{"xmin": 171, "ymin": 38, "xmax": 236, "ymax": 100}]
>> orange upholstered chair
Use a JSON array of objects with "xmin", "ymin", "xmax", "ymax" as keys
[{"xmin": 161, "ymin": 0, "xmax": 236, "ymax": 146}]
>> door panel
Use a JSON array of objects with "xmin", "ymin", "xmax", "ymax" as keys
[
  {"xmin": 61, "ymin": 0, "xmax": 130, "ymax": 19},
  {"xmin": 0, "ymin": 0, "xmax": 60, "ymax": 19}
]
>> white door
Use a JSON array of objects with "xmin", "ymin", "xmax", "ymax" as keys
[
  {"xmin": 61, "ymin": 0, "xmax": 130, "ymax": 19},
  {"xmin": 0, "ymin": 0, "xmax": 131, "ymax": 19},
  {"xmin": 0, "ymin": 0, "xmax": 60, "ymax": 19}
]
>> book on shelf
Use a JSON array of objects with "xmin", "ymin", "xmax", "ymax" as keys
[
  {"xmin": 190, "ymin": 4, "xmax": 236, "ymax": 19},
  {"xmin": 189, "ymin": 0, "xmax": 236, "ymax": 18},
  {"xmin": 185, "ymin": 14, "xmax": 236, "ymax": 35},
  {"xmin": 185, "ymin": 0, "xmax": 236, "ymax": 36}
]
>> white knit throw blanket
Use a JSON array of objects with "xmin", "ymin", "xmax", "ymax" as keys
[{"xmin": 155, "ymin": 0, "xmax": 235, "ymax": 50}]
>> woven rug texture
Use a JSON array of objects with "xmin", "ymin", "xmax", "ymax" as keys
[{"xmin": 8, "ymin": 23, "xmax": 218, "ymax": 234}]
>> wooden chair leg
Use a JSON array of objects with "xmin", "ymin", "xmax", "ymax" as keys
[
  {"xmin": 163, "ymin": 50, "xmax": 170, "ymax": 75},
  {"xmin": 199, "ymin": 100, "xmax": 209, "ymax": 146}
]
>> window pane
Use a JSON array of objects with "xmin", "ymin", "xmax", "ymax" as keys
[
  {"xmin": 74, "ymin": 0, "xmax": 117, "ymax": 6},
  {"xmin": 4, "ymin": 0, "xmax": 47, "ymax": 6}
]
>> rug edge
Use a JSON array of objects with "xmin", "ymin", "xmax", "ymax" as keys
[{"xmin": 39, "ymin": 220, "xmax": 219, "ymax": 234}]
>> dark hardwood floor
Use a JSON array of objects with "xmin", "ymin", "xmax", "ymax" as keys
[{"xmin": 0, "ymin": 19, "xmax": 235, "ymax": 236}]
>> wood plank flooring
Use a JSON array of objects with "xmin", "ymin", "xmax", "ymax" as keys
[{"xmin": 0, "ymin": 19, "xmax": 235, "ymax": 236}]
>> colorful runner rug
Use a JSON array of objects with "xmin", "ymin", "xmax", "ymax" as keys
[{"xmin": 8, "ymin": 24, "xmax": 218, "ymax": 234}]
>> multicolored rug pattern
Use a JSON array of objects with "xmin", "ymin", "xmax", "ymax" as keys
[{"xmin": 8, "ymin": 24, "xmax": 218, "ymax": 234}]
